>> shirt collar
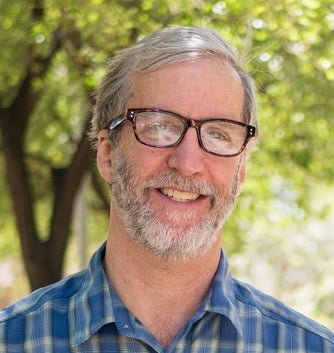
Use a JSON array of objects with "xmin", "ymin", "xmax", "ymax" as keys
[
  {"xmin": 203, "ymin": 249, "xmax": 242, "ymax": 334},
  {"xmin": 71, "ymin": 242, "xmax": 116, "ymax": 346},
  {"xmin": 71, "ymin": 243, "xmax": 242, "ymax": 346}
]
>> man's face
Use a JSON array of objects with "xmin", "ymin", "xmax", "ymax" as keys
[{"xmin": 100, "ymin": 58, "xmax": 246, "ymax": 260}]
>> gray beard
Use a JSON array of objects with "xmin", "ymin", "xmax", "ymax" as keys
[{"xmin": 111, "ymin": 148, "xmax": 239, "ymax": 261}]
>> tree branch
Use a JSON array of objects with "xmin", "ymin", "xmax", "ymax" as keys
[{"xmin": 48, "ymin": 118, "xmax": 94, "ymax": 270}]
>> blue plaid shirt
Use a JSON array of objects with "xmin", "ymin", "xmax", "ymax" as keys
[{"xmin": 1, "ymin": 242, "xmax": 333, "ymax": 352}]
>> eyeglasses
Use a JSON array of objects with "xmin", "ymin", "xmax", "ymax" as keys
[{"xmin": 104, "ymin": 108, "xmax": 256, "ymax": 157}]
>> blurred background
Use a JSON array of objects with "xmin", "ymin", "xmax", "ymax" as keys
[{"xmin": 0, "ymin": 0, "xmax": 333, "ymax": 329}]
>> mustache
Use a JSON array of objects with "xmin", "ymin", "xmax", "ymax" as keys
[{"xmin": 143, "ymin": 170, "xmax": 219, "ymax": 204}]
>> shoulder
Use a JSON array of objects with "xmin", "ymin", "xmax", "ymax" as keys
[
  {"xmin": 0, "ymin": 243, "xmax": 107, "ymax": 324},
  {"xmin": 233, "ymin": 278, "xmax": 334, "ymax": 346},
  {"xmin": 0, "ymin": 269, "xmax": 87, "ymax": 323},
  {"xmin": 0, "ymin": 270, "xmax": 90, "ymax": 349}
]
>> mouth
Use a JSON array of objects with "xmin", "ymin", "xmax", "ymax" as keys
[{"xmin": 159, "ymin": 187, "xmax": 201, "ymax": 202}]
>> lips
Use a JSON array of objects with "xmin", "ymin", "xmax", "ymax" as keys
[{"xmin": 159, "ymin": 187, "xmax": 200, "ymax": 201}]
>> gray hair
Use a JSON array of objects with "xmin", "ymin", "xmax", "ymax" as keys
[{"xmin": 90, "ymin": 26, "xmax": 258, "ymax": 148}]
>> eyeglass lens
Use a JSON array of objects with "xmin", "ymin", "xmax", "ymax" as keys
[{"xmin": 133, "ymin": 110, "xmax": 250, "ymax": 156}]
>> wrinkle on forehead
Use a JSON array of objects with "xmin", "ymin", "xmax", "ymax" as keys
[{"xmin": 128, "ymin": 58, "xmax": 244, "ymax": 121}]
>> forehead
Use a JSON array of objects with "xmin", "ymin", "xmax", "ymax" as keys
[{"xmin": 128, "ymin": 58, "xmax": 244, "ymax": 121}]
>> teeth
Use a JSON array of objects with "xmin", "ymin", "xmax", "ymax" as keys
[{"xmin": 160, "ymin": 188, "xmax": 200, "ymax": 201}]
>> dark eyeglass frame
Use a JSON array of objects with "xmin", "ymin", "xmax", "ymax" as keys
[{"xmin": 104, "ymin": 108, "xmax": 257, "ymax": 157}]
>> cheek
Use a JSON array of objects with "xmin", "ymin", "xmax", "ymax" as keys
[
  {"xmin": 120, "ymin": 138, "xmax": 166, "ymax": 178},
  {"xmin": 122, "ymin": 131, "xmax": 169, "ymax": 168},
  {"xmin": 213, "ymin": 161, "xmax": 242, "ymax": 189}
]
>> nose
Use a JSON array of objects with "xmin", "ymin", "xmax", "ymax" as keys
[{"xmin": 167, "ymin": 127, "xmax": 205, "ymax": 176}]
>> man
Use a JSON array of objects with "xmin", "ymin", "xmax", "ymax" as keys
[{"xmin": 0, "ymin": 26, "xmax": 333, "ymax": 352}]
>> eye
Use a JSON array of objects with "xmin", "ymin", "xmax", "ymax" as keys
[
  {"xmin": 207, "ymin": 128, "xmax": 231, "ymax": 142},
  {"xmin": 147, "ymin": 122, "xmax": 169, "ymax": 132},
  {"xmin": 146, "ymin": 120, "xmax": 183, "ymax": 136}
]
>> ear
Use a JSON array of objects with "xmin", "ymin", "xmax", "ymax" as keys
[
  {"xmin": 97, "ymin": 130, "xmax": 113, "ymax": 184},
  {"xmin": 235, "ymin": 158, "xmax": 246, "ymax": 196}
]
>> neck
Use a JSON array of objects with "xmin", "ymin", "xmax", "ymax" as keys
[{"xmin": 104, "ymin": 209, "xmax": 222, "ymax": 347}]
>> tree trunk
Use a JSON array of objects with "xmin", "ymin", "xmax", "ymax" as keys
[
  {"xmin": 0, "ymin": 1, "xmax": 96, "ymax": 291},
  {"xmin": 0, "ymin": 108, "xmax": 93, "ymax": 291}
]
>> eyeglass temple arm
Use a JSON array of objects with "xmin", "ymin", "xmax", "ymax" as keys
[{"xmin": 104, "ymin": 114, "xmax": 127, "ymax": 130}]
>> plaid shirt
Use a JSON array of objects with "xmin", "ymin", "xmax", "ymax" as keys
[{"xmin": 0, "ymin": 242, "xmax": 333, "ymax": 352}]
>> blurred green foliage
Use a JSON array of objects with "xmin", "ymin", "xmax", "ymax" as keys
[{"xmin": 0, "ymin": 0, "xmax": 333, "ymax": 326}]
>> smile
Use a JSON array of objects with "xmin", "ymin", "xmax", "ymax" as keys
[{"xmin": 159, "ymin": 188, "xmax": 200, "ymax": 202}]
